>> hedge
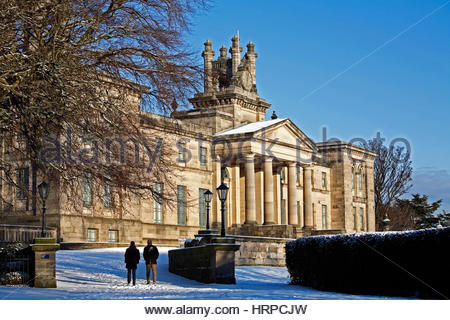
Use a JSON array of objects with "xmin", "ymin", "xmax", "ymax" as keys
[{"xmin": 285, "ymin": 227, "xmax": 450, "ymax": 299}]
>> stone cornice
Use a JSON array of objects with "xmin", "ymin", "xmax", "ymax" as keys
[
  {"xmin": 317, "ymin": 141, "xmax": 378, "ymax": 159},
  {"xmin": 139, "ymin": 111, "xmax": 215, "ymax": 138},
  {"xmin": 189, "ymin": 92, "xmax": 271, "ymax": 113}
]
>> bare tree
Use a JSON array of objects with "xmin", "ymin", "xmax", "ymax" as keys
[
  {"xmin": 368, "ymin": 135, "xmax": 413, "ymax": 230},
  {"xmin": 0, "ymin": 0, "xmax": 205, "ymax": 214}
]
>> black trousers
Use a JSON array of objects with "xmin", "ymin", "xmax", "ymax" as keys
[{"xmin": 127, "ymin": 267, "xmax": 136, "ymax": 285}]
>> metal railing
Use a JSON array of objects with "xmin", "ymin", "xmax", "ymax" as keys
[{"xmin": 0, "ymin": 243, "xmax": 34, "ymax": 286}]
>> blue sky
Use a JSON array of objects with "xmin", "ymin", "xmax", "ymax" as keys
[{"xmin": 185, "ymin": 0, "xmax": 450, "ymax": 211}]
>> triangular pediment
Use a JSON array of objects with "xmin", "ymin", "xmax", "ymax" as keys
[{"xmin": 252, "ymin": 119, "xmax": 317, "ymax": 152}]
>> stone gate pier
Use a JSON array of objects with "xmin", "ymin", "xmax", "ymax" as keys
[{"xmin": 31, "ymin": 238, "xmax": 60, "ymax": 288}]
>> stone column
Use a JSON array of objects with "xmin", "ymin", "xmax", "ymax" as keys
[
  {"xmin": 244, "ymin": 154, "xmax": 256, "ymax": 224},
  {"xmin": 298, "ymin": 166, "xmax": 304, "ymax": 227},
  {"xmin": 31, "ymin": 238, "xmax": 60, "ymax": 288},
  {"xmin": 303, "ymin": 166, "xmax": 313, "ymax": 228},
  {"xmin": 274, "ymin": 169, "xmax": 281, "ymax": 224},
  {"xmin": 255, "ymin": 168, "xmax": 264, "ymax": 225},
  {"xmin": 232, "ymin": 165, "xmax": 241, "ymax": 225},
  {"xmin": 263, "ymin": 157, "xmax": 275, "ymax": 224},
  {"xmin": 288, "ymin": 163, "xmax": 298, "ymax": 225}
]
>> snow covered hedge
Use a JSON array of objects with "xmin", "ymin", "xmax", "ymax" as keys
[{"xmin": 285, "ymin": 227, "xmax": 450, "ymax": 299}]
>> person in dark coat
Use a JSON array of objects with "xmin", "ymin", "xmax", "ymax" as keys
[
  {"xmin": 124, "ymin": 241, "xmax": 140, "ymax": 285},
  {"xmin": 143, "ymin": 239, "xmax": 159, "ymax": 284}
]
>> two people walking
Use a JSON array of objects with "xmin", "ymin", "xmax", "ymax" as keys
[{"xmin": 124, "ymin": 240, "xmax": 159, "ymax": 285}]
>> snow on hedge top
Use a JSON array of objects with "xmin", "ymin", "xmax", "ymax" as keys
[{"xmin": 213, "ymin": 118, "xmax": 286, "ymax": 137}]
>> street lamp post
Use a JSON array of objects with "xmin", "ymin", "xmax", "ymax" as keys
[
  {"xmin": 216, "ymin": 183, "xmax": 229, "ymax": 237},
  {"xmin": 203, "ymin": 189, "xmax": 213, "ymax": 230},
  {"xmin": 382, "ymin": 213, "xmax": 391, "ymax": 232},
  {"xmin": 38, "ymin": 181, "xmax": 50, "ymax": 237}
]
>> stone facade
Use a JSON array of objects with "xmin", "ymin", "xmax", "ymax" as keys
[{"xmin": 0, "ymin": 35, "xmax": 377, "ymax": 245}]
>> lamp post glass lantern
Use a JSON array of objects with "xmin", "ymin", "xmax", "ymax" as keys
[
  {"xmin": 216, "ymin": 183, "xmax": 229, "ymax": 237},
  {"xmin": 38, "ymin": 181, "xmax": 50, "ymax": 200},
  {"xmin": 38, "ymin": 181, "xmax": 50, "ymax": 237},
  {"xmin": 203, "ymin": 189, "xmax": 213, "ymax": 230}
]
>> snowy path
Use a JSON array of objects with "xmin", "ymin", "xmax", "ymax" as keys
[{"xmin": 0, "ymin": 247, "xmax": 397, "ymax": 300}]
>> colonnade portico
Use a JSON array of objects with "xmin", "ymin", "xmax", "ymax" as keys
[{"xmin": 225, "ymin": 153, "xmax": 314, "ymax": 229}]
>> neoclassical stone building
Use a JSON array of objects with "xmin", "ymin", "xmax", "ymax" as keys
[{"xmin": 0, "ymin": 36, "xmax": 376, "ymax": 245}]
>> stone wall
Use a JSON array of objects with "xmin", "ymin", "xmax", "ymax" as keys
[
  {"xmin": 60, "ymin": 242, "xmax": 134, "ymax": 250},
  {"xmin": 142, "ymin": 223, "xmax": 199, "ymax": 246},
  {"xmin": 232, "ymin": 235, "xmax": 292, "ymax": 267},
  {"xmin": 59, "ymin": 214, "xmax": 199, "ymax": 246},
  {"xmin": 60, "ymin": 241, "xmax": 178, "ymax": 250},
  {"xmin": 183, "ymin": 229, "xmax": 346, "ymax": 267},
  {"xmin": 169, "ymin": 238, "xmax": 240, "ymax": 284},
  {"xmin": 227, "ymin": 224, "xmax": 304, "ymax": 239}
]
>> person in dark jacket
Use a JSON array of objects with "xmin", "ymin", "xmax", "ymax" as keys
[
  {"xmin": 143, "ymin": 239, "xmax": 159, "ymax": 284},
  {"xmin": 124, "ymin": 241, "xmax": 140, "ymax": 285}
]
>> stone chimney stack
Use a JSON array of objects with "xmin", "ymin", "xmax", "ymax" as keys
[
  {"xmin": 202, "ymin": 40, "xmax": 215, "ymax": 93},
  {"xmin": 219, "ymin": 45, "xmax": 227, "ymax": 58},
  {"xmin": 229, "ymin": 35, "xmax": 242, "ymax": 77},
  {"xmin": 246, "ymin": 41, "xmax": 258, "ymax": 86}
]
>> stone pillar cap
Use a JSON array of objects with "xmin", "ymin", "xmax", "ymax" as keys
[
  {"xmin": 204, "ymin": 39, "xmax": 212, "ymax": 49},
  {"xmin": 247, "ymin": 41, "xmax": 255, "ymax": 52},
  {"xmin": 229, "ymin": 35, "xmax": 242, "ymax": 53},
  {"xmin": 202, "ymin": 40, "xmax": 214, "ymax": 57},
  {"xmin": 220, "ymin": 45, "xmax": 227, "ymax": 57}
]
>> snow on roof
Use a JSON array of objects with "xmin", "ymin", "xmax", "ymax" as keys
[{"xmin": 213, "ymin": 118, "xmax": 286, "ymax": 137}]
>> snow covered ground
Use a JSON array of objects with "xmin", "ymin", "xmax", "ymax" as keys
[{"xmin": 0, "ymin": 247, "xmax": 399, "ymax": 300}]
